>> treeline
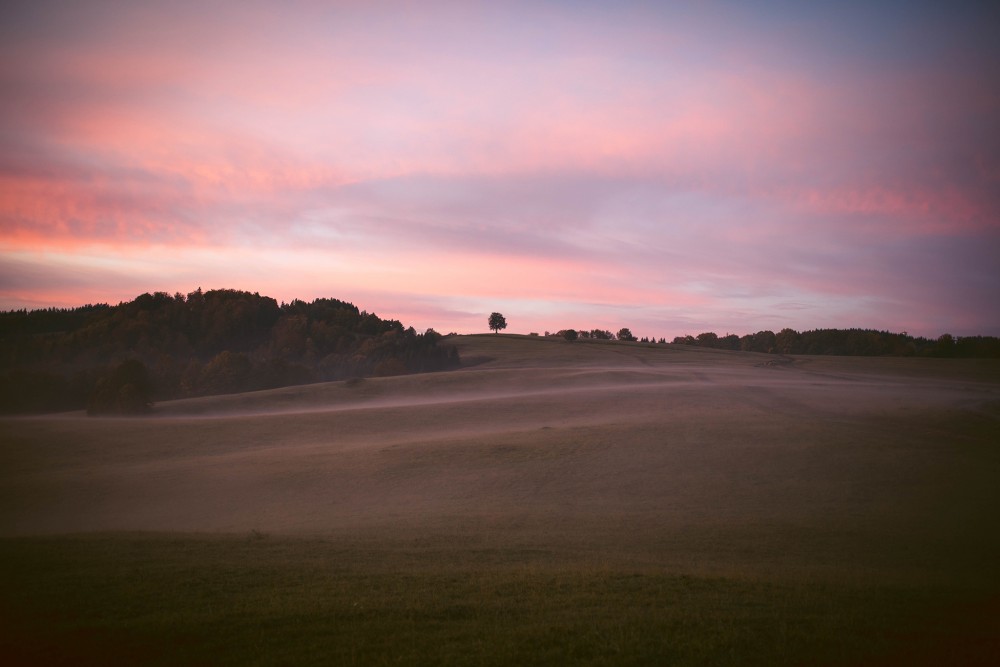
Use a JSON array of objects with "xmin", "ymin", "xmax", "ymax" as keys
[
  {"xmin": 0, "ymin": 289, "xmax": 459, "ymax": 414},
  {"xmin": 542, "ymin": 328, "xmax": 665, "ymax": 343},
  {"xmin": 670, "ymin": 328, "xmax": 1000, "ymax": 358},
  {"xmin": 534, "ymin": 325, "xmax": 999, "ymax": 358}
]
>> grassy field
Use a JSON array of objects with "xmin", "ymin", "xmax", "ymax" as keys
[{"xmin": 2, "ymin": 335, "xmax": 999, "ymax": 664}]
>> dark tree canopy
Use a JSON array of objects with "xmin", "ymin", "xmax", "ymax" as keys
[
  {"xmin": 617, "ymin": 327, "xmax": 636, "ymax": 342},
  {"xmin": 696, "ymin": 332, "xmax": 719, "ymax": 346},
  {"xmin": 670, "ymin": 327, "xmax": 1000, "ymax": 358},
  {"xmin": 488, "ymin": 312, "xmax": 507, "ymax": 334},
  {"xmin": 87, "ymin": 359, "xmax": 153, "ymax": 415},
  {"xmin": 0, "ymin": 290, "xmax": 461, "ymax": 414}
]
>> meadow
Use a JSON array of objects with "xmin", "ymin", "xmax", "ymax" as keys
[{"xmin": 2, "ymin": 334, "xmax": 998, "ymax": 665}]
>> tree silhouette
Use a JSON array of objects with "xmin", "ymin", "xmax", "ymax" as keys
[
  {"xmin": 488, "ymin": 312, "xmax": 507, "ymax": 334},
  {"xmin": 696, "ymin": 332, "xmax": 718, "ymax": 346},
  {"xmin": 0, "ymin": 290, "xmax": 462, "ymax": 414},
  {"xmin": 617, "ymin": 327, "xmax": 636, "ymax": 342}
]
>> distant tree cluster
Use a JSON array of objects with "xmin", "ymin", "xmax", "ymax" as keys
[
  {"xmin": 538, "ymin": 323, "xmax": 998, "ymax": 357},
  {"xmin": 0, "ymin": 289, "xmax": 461, "ymax": 414},
  {"xmin": 670, "ymin": 328, "xmax": 1000, "ymax": 358},
  {"xmin": 579, "ymin": 329, "xmax": 615, "ymax": 340},
  {"xmin": 545, "ymin": 328, "xmax": 666, "ymax": 344}
]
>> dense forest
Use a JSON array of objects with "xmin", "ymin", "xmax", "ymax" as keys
[{"xmin": 0, "ymin": 289, "xmax": 460, "ymax": 414}]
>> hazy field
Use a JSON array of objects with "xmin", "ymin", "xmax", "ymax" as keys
[{"xmin": 2, "ymin": 335, "xmax": 998, "ymax": 664}]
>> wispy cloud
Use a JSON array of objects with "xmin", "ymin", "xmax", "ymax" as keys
[{"xmin": 1, "ymin": 1, "xmax": 998, "ymax": 336}]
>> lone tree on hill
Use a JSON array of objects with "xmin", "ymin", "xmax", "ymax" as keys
[
  {"xmin": 617, "ymin": 327, "xmax": 636, "ymax": 342},
  {"xmin": 488, "ymin": 312, "xmax": 507, "ymax": 334}
]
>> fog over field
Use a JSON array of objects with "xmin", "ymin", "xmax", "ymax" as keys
[
  {"xmin": 3, "ymin": 336, "xmax": 997, "ymax": 582},
  {"xmin": 3, "ymin": 335, "xmax": 1000, "ymax": 664}
]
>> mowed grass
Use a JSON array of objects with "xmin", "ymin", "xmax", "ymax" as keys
[
  {"xmin": 3, "ymin": 533, "xmax": 998, "ymax": 667},
  {"xmin": 2, "ymin": 334, "xmax": 999, "ymax": 664}
]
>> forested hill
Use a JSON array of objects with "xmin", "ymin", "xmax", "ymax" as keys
[
  {"xmin": 670, "ymin": 328, "xmax": 1000, "ymax": 358},
  {"xmin": 0, "ymin": 289, "xmax": 459, "ymax": 414}
]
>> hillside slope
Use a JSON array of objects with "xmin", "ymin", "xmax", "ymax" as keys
[{"xmin": 2, "ymin": 334, "xmax": 996, "ymax": 580}]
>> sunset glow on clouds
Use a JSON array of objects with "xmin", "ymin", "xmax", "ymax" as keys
[{"xmin": 2, "ymin": 1, "xmax": 998, "ymax": 337}]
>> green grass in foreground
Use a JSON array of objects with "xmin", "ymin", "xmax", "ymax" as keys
[{"xmin": 2, "ymin": 534, "xmax": 998, "ymax": 666}]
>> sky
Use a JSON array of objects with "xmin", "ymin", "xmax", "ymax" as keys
[{"xmin": 2, "ymin": 1, "xmax": 998, "ymax": 338}]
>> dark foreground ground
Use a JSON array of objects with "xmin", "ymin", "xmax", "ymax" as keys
[{"xmin": 2, "ymin": 335, "xmax": 998, "ymax": 665}]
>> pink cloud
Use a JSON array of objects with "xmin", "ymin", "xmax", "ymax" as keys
[
  {"xmin": 790, "ymin": 185, "xmax": 989, "ymax": 232},
  {"xmin": 1, "ymin": 1, "xmax": 997, "ymax": 337}
]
